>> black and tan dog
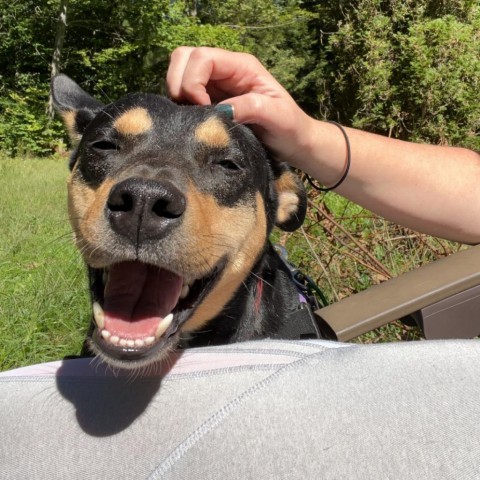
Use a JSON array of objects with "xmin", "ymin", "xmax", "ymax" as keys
[{"xmin": 52, "ymin": 75, "xmax": 309, "ymax": 369}]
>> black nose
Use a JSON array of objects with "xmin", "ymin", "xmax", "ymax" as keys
[{"xmin": 106, "ymin": 178, "xmax": 186, "ymax": 243}]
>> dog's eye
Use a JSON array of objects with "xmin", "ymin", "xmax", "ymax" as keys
[
  {"xmin": 214, "ymin": 159, "xmax": 241, "ymax": 171},
  {"xmin": 91, "ymin": 140, "xmax": 119, "ymax": 151}
]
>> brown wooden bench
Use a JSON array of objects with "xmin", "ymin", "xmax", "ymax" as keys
[{"xmin": 315, "ymin": 244, "xmax": 480, "ymax": 341}]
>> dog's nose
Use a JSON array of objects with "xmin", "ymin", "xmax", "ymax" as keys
[{"xmin": 106, "ymin": 178, "xmax": 186, "ymax": 243}]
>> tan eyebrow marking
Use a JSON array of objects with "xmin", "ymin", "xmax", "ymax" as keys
[
  {"xmin": 113, "ymin": 107, "xmax": 153, "ymax": 136},
  {"xmin": 194, "ymin": 117, "xmax": 230, "ymax": 148}
]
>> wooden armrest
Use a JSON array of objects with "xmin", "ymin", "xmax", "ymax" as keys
[{"xmin": 315, "ymin": 244, "xmax": 480, "ymax": 341}]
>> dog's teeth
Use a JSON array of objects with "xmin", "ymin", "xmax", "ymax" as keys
[
  {"xmin": 155, "ymin": 313, "xmax": 174, "ymax": 339},
  {"xmin": 180, "ymin": 284, "xmax": 190, "ymax": 299},
  {"xmin": 103, "ymin": 332, "xmax": 160, "ymax": 348},
  {"xmin": 92, "ymin": 302, "xmax": 105, "ymax": 330},
  {"xmin": 106, "ymin": 333, "xmax": 157, "ymax": 348},
  {"xmin": 101, "ymin": 330, "xmax": 111, "ymax": 340},
  {"xmin": 102, "ymin": 270, "xmax": 108, "ymax": 286}
]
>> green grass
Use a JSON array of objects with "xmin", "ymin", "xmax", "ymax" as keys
[{"xmin": 0, "ymin": 156, "xmax": 89, "ymax": 370}]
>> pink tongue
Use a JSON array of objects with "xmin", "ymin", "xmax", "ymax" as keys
[{"xmin": 103, "ymin": 261, "xmax": 183, "ymax": 339}]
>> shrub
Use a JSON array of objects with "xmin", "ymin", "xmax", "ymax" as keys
[
  {"xmin": 0, "ymin": 82, "xmax": 64, "ymax": 157},
  {"xmin": 321, "ymin": 1, "xmax": 480, "ymax": 149}
]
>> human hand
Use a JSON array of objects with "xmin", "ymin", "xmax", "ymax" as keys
[{"xmin": 166, "ymin": 47, "xmax": 315, "ymax": 167}]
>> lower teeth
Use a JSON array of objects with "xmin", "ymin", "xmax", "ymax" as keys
[
  {"xmin": 101, "ymin": 330, "xmax": 111, "ymax": 340},
  {"xmin": 100, "ymin": 313, "xmax": 174, "ymax": 348}
]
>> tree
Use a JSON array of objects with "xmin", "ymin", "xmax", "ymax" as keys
[
  {"xmin": 0, "ymin": 0, "xmax": 63, "ymax": 155},
  {"xmin": 307, "ymin": 0, "xmax": 480, "ymax": 149},
  {"xmin": 48, "ymin": 0, "xmax": 69, "ymax": 118},
  {"xmin": 0, "ymin": 0, "xmax": 478, "ymax": 155}
]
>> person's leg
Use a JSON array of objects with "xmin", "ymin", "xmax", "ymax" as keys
[
  {"xmin": 149, "ymin": 340, "xmax": 480, "ymax": 480},
  {"xmin": 1, "ymin": 339, "xmax": 479, "ymax": 479}
]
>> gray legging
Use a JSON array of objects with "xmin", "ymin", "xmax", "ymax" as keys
[{"xmin": 1, "ymin": 338, "xmax": 479, "ymax": 479}]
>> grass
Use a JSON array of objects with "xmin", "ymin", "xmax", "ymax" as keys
[
  {"xmin": 0, "ymin": 156, "xmax": 89, "ymax": 370},
  {"xmin": 0, "ymin": 157, "xmax": 465, "ymax": 370}
]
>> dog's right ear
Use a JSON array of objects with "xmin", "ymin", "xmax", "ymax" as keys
[
  {"xmin": 51, "ymin": 75, "xmax": 104, "ymax": 144},
  {"xmin": 271, "ymin": 163, "xmax": 307, "ymax": 232}
]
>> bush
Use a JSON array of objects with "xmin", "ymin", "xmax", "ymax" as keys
[
  {"xmin": 321, "ymin": 1, "xmax": 480, "ymax": 149},
  {"xmin": 0, "ymin": 0, "xmax": 478, "ymax": 154},
  {"xmin": 0, "ymin": 82, "xmax": 65, "ymax": 157}
]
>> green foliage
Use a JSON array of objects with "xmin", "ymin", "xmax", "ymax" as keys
[
  {"xmin": 0, "ymin": 1, "xmax": 65, "ymax": 155},
  {"xmin": 0, "ymin": 77, "xmax": 65, "ymax": 156},
  {"xmin": 0, "ymin": 0, "xmax": 478, "ymax": 153},
  {"xmin": 399, "ymin": 15, "xmax": 480, "ymax": 148},
  {"xmin": 316, "ymin": 0, "xmax": 480, "ymax": 148},
  {"xmin": 68, "ymin": 0, "xmax": 244, "ymax": 99}
]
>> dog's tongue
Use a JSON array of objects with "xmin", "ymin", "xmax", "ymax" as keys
[{"xmin": 103, "ymin": 261, "xmax": 183, "ymax": 338}]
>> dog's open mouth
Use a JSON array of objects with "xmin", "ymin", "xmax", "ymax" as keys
[{"xmin": 89, "ymin": 259, "xmax": 223, "ymax": 366}]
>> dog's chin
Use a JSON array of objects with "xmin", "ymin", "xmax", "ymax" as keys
[{"xmin": 87, "ymin": 258, "xmax": 226, "ymax": 370}]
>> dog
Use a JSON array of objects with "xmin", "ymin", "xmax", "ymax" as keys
[{"xmin": 51, "ymin": 74, "xmax": 311, "ymax": 370}]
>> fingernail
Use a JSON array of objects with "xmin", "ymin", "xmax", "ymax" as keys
[{"xmin": 214, "ymin": 104, "xmax": 234, "ymax": 120}]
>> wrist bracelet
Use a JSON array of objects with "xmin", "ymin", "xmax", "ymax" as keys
[{"xmin": 306, "ymin": 121, "xmax": 351, "ymax": 192}]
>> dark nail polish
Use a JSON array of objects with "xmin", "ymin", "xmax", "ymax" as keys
[{"xmin": 214, "ymin": 104, "xmax": 234, "ymax": 120}]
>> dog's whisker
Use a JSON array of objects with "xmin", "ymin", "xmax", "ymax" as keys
[
  {"xmin": 248, "ymin": 272, "xmax": 274, "ymax": 289},
  {"xmin": 227, "ymin": 120, "xmax": 250, "ymax": 132},
  {"xmin": 96, "ymin": 87, "xmax": 115, "ymax": 108}
]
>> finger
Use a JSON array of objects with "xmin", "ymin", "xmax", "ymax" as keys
[
  {"xmin": 166, "ymin": 47, "xmax": 196, "ymax": 101},
  {"xmin": 220, "ymin": 93, "xmax": 285, "ymax": 130},
  {"xmin": 219, "ymin": 92, "xmax": 309, "ymax": 164},
  {"xmin": 176, "ymin": 48, "xmax": 229, "ymax": 105},
  {"xmin": 177, "ymin": 47, "xmax": 269, "ymax": 105}
]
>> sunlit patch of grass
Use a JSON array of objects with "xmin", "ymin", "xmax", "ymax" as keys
[{"xmin": 0, "ymin": 156, "xmax": 89, "ymax": 370}]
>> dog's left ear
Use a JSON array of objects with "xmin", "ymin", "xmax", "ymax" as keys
[
  {"xmin": 272, "ymin": 164, "xmax": 307, "ymax": 232},
  {"xmin": 51, "ymin": 74, "xmax": 104, "ymax": 144}
]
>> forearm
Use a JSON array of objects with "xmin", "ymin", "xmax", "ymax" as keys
[{"xmin": 300, "ymin": 118, "xmax": 480, "ymax": 243}]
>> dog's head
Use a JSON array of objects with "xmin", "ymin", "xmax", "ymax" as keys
[{"xmin": 52, "ymin": 75, "xmax": 306, "ymax": 369}]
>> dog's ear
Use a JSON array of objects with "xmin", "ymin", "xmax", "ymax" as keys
[
  {"xmin": 51, "ymin": 74, "xmax": 104, "ymax": 144},
  {"xmin": 272, "ymin": 163, "xmax": 307, "ymax": 232}
]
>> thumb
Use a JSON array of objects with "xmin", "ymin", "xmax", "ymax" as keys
[
  {"xmin": 219, "ymin": 93, "xmax": 278, "ymax": 131},
  {"xmin": 217, "ymin": 92, "xmax": 314, "ymax": 168},
  {"xmin": 218, "ymin": 92, "xmax": 308, "ymax": 157}
]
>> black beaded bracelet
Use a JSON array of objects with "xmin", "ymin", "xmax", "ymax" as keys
[{"xmin": 306, "ymin": 121, "xmax": 351, "ymax": 192}]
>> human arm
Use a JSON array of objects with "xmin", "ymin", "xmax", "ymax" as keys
[{"xmin": 167, "ymin": 46, "xmax": 480, "ymax": 243}]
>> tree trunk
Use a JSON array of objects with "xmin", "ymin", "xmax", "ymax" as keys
[
  {"xmin": 186, "ymin": 0, "xmax": 197, "ymax": 17},
  {"xmin": 48, "ymin": 0, "xmax": 68, "ymax": 118}
]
